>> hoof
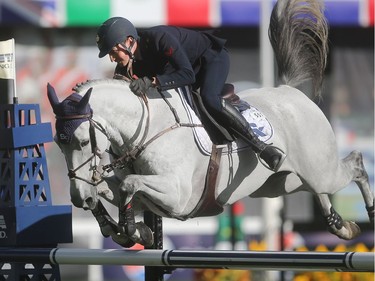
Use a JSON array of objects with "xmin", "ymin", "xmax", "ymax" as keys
[
  {"xmin": 329, "ymin": 221, "xmax": 361, "ymax": 240},
  {"xmin": 112, "ymin": 234, "xmax": 136, "ymax": 248},
  {"xmin": 99, "ymin": 217, "xmax": 118, "ymax": 238},
  {"xmin": 344, "ymin": 221, "xmax": 361, "ymax": 239},
  {"xmin": 132, "ymin": 222, "xmax": 154, "ymax": 247}
]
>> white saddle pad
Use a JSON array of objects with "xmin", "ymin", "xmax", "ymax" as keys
[{"xmin": 176, "ymin": 88, "xmax": 274, "ymax": 156}]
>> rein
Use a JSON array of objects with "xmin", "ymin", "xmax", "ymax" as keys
[
  {"xmin": 61, "ymin": 87, "xmax": 202, "ymax": 186},
  {"xmin": 102, "ymin": 90, "xmax": 202, "ymax": 172}
]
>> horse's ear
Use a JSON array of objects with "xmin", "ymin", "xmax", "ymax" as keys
[
  {"xmin": 47, "ymin": 83, "xmax": 60, "ymax": 110},
  {"xmin": 78, "ymin": 87, "xmax": 93, "ymax": 110}
]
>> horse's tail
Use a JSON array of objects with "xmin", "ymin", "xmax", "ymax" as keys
[{"xmin": 269, "ymin": 0, "xmax": 329, "ymax": 98}]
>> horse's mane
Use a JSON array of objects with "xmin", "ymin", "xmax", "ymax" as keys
[{"xmin": 73, "ymin": 79, "xmax": 129, "ymax": 94}]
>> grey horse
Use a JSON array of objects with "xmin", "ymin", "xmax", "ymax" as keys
[{"xmin": 47, "ymin": 0, "xmax": 374, "ymax": 247}]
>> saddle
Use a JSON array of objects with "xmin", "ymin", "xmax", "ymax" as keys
[{"xmin": 189, "ymin": 83, "xmax": 250, "ymax": 145}]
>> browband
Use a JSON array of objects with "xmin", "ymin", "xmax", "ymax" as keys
[{"xmin": 55, "ymin": 114, "xmax": 92, "ymax": 120}]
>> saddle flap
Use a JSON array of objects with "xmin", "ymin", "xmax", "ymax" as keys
[
  {"xmin": 186, "ymin": 83, "xmax": 251, "ymax": 145},
  {"xmin": 190, "ymin": 90, "xmax": 235, "ymax": 145}
]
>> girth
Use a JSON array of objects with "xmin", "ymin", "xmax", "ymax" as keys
[{"xmin": 181, "ymin": 144, "xmax": 224, "ymax": 220}]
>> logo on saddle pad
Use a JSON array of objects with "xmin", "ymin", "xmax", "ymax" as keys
[{"xmin": 243, "ymin": 106, "xmax": 273, "ymax": 142}]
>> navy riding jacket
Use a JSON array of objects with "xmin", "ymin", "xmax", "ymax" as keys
[{"xmin": 115, "ymin": 25, "xmax": 226, "ymax": 91}]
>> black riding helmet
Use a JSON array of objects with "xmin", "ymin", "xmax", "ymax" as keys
[{"xmin": 96, "ymin": 17, "xmax": 139, "ymax": 58}]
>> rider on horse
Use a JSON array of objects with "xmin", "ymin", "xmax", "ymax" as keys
[{"xmin": 95, "ymin": 17, "xmax": 286, "ymax": 172}]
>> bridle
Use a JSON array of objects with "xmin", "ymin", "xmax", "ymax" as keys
[
  {"xmin": 58, "ymin": 89, "xmax": 202, "ymax": 187},
  {"xmin": 56, "ymin": 113, "xmax": 106, "ymax": 187}
]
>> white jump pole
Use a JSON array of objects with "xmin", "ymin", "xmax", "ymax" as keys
[{"xmin": 0, "ymin": 248, "xmax": 373, "ymax": 272}]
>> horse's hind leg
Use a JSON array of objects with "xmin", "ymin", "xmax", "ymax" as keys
[
  {"xmin": 315, "ymin": 150, "xmax": 374, "ymax": 240},
  {"xmin": 344, "ymin": 150, "xmax": 374, "ymax": 223},
  {"xmin": 315, "ymin": 193, "xmax": 361, "ymax": 240}
]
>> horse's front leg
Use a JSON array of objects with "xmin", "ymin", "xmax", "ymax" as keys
[
  {"xmin": 91, "ymin": 200, "xmax": 135, "ymax": 247},
  {"xmin": 315, "ymin": 194, "xmax": 361, "ymax": 240},
  {"xmin": 117, "ymin": 201, "xmax": 154, "ymax": 247},
  {"xmin": 118, "ymin": 173, "xmax": 186, "ymax": 247}
]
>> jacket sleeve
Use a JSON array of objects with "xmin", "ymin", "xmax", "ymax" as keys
[{"xmin": 153, "ymin": 31, "xmax": 196, "ymax": 90}]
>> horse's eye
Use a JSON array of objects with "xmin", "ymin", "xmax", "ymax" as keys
[{"xmin": 81, "ymin": 140, "xmax": 90, "ymax": 147}]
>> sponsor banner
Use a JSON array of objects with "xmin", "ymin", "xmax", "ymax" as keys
[
  {"xmin": 112, "ymin": 0, "xmax": 166, "ymax": 27},
  {"xmin": 0, "ymin": 0, "xmax": 374, "ymax": 27},
  {"xmin": 220, "ymin": 0, "xmax": 261, "ymax": 26},
  {"xmin": 369, "ymin": 0, "xmax": 375, "ymax": 25},
  {"xmin": 0, "ymin": 39, "xmax": 15, "ymax": 80},
  {"xmin": 65, "ymin": 0, "xmax": 110, "ymax": 26},
  {"xmin": 325, "ymin": 0, "xmax": 359, "ymax": 26},
  {"xmin": 361, "ymin": 0, "xmax": 374, "ymax": 26},
  {"xmin": 166, "ymin": 0, "xmax": 211, "ymax": 27},
  {"xmin": 0, "ymin": 0, "xmax": 59, "ymax": 26}
]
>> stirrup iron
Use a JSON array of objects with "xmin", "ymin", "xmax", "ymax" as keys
[{"xmin": 257, "ymin": 145, "xmax": 286, "ymax": 172}]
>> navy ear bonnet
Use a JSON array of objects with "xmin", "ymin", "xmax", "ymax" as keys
[{"xmin": 55, "ymin": 93, "xmax": 93, "ymax": 144}]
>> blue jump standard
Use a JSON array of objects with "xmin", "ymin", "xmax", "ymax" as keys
[
  {"xmin": 0, "ymin": 102, "xmax": 72, "ymax": 281},
  {"xmin": 0, "ymin": 103, "xmax": 72, "ymax": 246}
]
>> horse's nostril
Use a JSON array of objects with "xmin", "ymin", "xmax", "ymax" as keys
[{"xmin": 85, "ymin": 197, "xmax": 94, "ymax": 207}]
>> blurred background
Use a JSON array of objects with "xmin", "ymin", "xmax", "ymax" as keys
[{"xmin": 0, "ymin": 0, "xmax": 373, "ymax": 280}]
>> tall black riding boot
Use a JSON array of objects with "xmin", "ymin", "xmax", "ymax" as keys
[{"xmin": 220, "ymin": 99, "xmax": 286, "ymax": 172}]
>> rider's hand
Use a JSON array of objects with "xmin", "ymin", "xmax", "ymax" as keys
[{"xmin": 129, "ymin": 77, "xmax": 153, "ymax": 96}]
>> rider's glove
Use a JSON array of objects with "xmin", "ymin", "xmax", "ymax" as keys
[{"xmin": 129, "ymin": 77, "xmax": 153, "ymax": 96}]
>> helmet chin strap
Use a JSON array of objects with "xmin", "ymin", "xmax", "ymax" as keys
[
  {"xmin": 120, "ymin": 39, "xmax": 136, "ymax": 60},
  {"xmin": 126, "ymin": 58, "xmax": 134, "ymax": 79},
  {"xmin": 120, "ymin": 39, "xmax": 136, "ymax": 79}
]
